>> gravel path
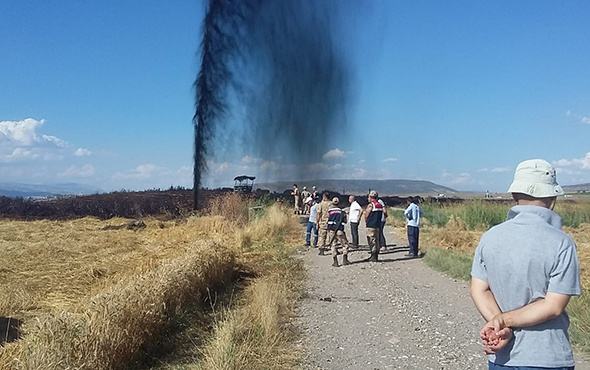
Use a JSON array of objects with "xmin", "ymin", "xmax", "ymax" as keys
[{"xmin": 296, "ymin": 224, "xmax": 590, "ymax": 370}]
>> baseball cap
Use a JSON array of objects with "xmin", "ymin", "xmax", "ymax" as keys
[
  {"xmin": 369, "ymin": 190, "xmax": 378, "ymax": 198},
  {"xmin": 332, "ymin": 197, "xmax": 340, "ymax": 205},
  {"xmin": 305, "ymin": 196, "xmax": 313, "ymax": 203},
  {"xmin": 507, "ymin": 159, "xmax": 564, "ymax": 198}
]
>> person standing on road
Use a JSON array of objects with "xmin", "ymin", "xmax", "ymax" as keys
[
  {"xmin": 291, "ymin": 184, "xmax": 301, "ymax": 214},
  {"xmin": 470, "ymin": 159, "xmax": 581, "ymax": 370},
  {"xmin": 305, "ymin": 197, "xmax": 318, "ymax": 247},
  {"xmin": 348, "ymin": 195, "xmax": 363, "ymax": 248},
  {"xmin": 365, "ymin": 190, "xmax": 383, "ymax": 262},
  {"xmin": 404, "ymin": 197, "xmax": 423, "ymax": 257},
  {"xmin": 378, "ymin": 197, "xmax": 388, "ymax": 249},
  {"xmin": 327, "ymin": 197, "xmax": 350, "ymax": 267},
  {"xmin": 315, "ymin": 192, "xmax": 332, "ymax": 255},
  {"xmin": 301, "ymin": 186, "xmax": 311, "ymax": 214}
]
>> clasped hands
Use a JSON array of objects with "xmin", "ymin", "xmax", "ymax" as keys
[{"xmin": 480, "ymin": 314, "xmax": 513, "ymax": 355}]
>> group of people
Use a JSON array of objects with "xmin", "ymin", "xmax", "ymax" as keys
[
  {"xmin": 291, "ymin": 184, "xmax": 318, "ymax": 215},
  {"xmin": 300, "ymin": 159, "xmax": 582, "ymax": 370},
  {"xmin": 302, "ymin": 189, "xmax": 423, "ymax": 267}
]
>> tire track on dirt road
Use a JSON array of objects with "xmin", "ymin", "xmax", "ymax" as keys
[{"xmin": 296, "ymin": 224, "xmax": 590, "ymax": 370}]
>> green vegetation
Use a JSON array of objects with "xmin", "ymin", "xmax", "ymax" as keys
[{"xmin": 423, "ymin": 247, "xmax": 472, "ymax": 281}]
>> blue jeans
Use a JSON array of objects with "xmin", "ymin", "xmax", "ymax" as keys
[
  {"xmin": 306, "ymin": 222, "xmax": 318, "ymax": 246},
  {"xmin": 489, "ymin": 361, "xmax": 574, "ymax": 370}
]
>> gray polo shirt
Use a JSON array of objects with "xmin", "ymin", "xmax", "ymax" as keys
[{"xmin": 471, "ymin": 205, "xmax": 581, "ymax": 368}]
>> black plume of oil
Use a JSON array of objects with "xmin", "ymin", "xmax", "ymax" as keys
[{"xmin": 193, "ymin": 0, "xmax": 351, "ymax": 209}]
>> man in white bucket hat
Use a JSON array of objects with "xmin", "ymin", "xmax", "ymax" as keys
[{"xmin": 470, "ymin": 159, "xmax": 581, "ymax": 369}]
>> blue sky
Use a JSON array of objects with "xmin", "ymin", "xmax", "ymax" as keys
[{"xmin": 1, "ymin": 1, "xmax": 589, "ymax": 193}]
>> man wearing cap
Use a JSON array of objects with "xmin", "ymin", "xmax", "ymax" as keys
[
  {"xmin": 304, "ymin": 196, "xmax": 318, "ymax": 247},
  {"xmin": 470, "ymin": 159, "xmax": 581, "ymax": 369},
  {"xmin": 327, "ymin": 197, "xmax": 350, "ymax": 267},
  {"xmin": 364, "ymin": 190, "xmax": 383, "ymax": 262},
  {"xmin": 315, "ymin": 192, "xmax": 332, "ymax": 255}
]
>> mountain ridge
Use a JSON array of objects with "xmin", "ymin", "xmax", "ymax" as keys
[{"xmin": 256, "ymin": 179, "xmax": 458, "ymax": 195}]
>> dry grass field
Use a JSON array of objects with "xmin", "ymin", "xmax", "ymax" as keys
[
  {"xmin": 0, "ymin": 193, "xmax": 302, "ymax": 369},
  {"xmin": 391, "ymin": 198, "xmax": 590, "ymax": 357}
]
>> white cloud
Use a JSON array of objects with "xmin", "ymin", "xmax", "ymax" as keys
[
  {"xmin": 241, "ymin": 155, "xmax": 263, "ymax": 165},
  {"xmin": 441, "ymin": 171, "xmax": 474, "ymax": 185},
  {"xmin": 0, "ymin": 118, "xmax": 90, "ymax": 163},
  {"xmin": 113, "ymin": 163, "xmax": 164, "ymax": 180},
  {"xmin": 59, "ymin": 164, "xmax": 96, "ymax": 178},
  {"xmin": 478, "ymin": 166, "xmax": 511, "ymax": 173},
  {"xmin": 566, "ymin": 110, "xmax": 590, "ymax": 125},
  {"xmin": 382, "ymin": 157, "xmax": 398, "ymax": 163},
  {"xmin": 322, "ymin": 148, "xmax": 352, "ymax": 160},
  {"xmin": 553, "ymin": 152, "xmax": 590, "ymax": 170},
  {"xmin": 350, "ymin": 167, "xmax": 368, "ymax": 179},
  {"xmin": 0, "ymin": 118, "xmax": 44, "ymax": 145},
  {"xmin": 74, "ymin": 148, "xmax": 92, "ymax": 157}
]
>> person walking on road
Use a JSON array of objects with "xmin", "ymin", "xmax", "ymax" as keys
[
  {"xmin": 304, "ymin": 197, "xmax": 318, "ymax": 247},
  {"xmin": 365, "ymin": 190, "xmax": 383, "ymax": 262},
  {"xmin": 348, "ymin": 195, "xmax": 363, "ymax": 249},
  {"xmin": 470, "ymin": 159, "xmax": 581, "ymax": 369},
  {"xmin": 404, "ymin": 197, "xmax": 422, "ymax": 257},
  {"xmin": 327, "ymin": 197, "xmax": 351, "ymax": 267},
  {"xmin": 315, "ymin": 192, "xmax": 332, "ymax": 256}
]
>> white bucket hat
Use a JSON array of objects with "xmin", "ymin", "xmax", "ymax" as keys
[{"xmin": 507, "ymin": 159, "xmax": 564, "ymax": 198}]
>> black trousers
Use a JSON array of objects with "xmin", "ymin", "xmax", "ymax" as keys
[
  {"xmin": 350, "ymin": 222, "xmax": 359, "ymax": 247},
  {"xmin": 407, "ymin": 225, "xmax": 420, "ymax": 256}
]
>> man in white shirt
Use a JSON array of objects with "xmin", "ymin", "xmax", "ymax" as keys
[
  {"xmin": 347, "ymin": 195, "xmax": 363, "ymax": 248},
  {"xmin": 305, "ymin": 197, "xmax": 318, "ymax": 247}
]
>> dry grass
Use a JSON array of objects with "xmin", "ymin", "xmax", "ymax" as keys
[
  {"xmin": 0, "ymin": 193, "xmax": 303, "ymax": 370},
  {"xmin": 196, "ymin": 266, "xmax": 302, "ymax": 370}
]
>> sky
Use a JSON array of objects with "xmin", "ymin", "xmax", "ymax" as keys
[{"xmin": 1, "ymin": 1, "xmax": 589, "ymax": 193}]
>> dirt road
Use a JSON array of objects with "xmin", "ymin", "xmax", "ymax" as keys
[{"xmin": 296, "ymin": 224, "xmax": 590, "ymax": 370}]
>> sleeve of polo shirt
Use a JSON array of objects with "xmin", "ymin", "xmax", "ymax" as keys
[
  {"xmin": 548, "ymin": 238, "xmax": 582, "ymax": 296},
  {"xmin": 471, "ymin": 239, "xmax": 487, "ymax": 282}
]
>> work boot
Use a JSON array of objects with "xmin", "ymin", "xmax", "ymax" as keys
[
  {"xmin": 318, "ymin": 247, "xmax": 325, "ymax": 256},
  {"xmin": 342, "ymin": 254, "xmax": 351, "ymax": 265},
  {"xmin": 332, "ymin": 256, "xmax": 339, "ymax": 267}
]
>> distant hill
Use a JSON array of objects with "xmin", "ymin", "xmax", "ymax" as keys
[
  {"xmin": 0, "ymin": 182, "xmax": 104, "ymax": 198},
  {"xmin": 256, "ymin": 179, "xmax": 458, "ymax": 196},
  {"xmin": 563, "ymin": 183, "xmax": 590, "ymax": 193}
]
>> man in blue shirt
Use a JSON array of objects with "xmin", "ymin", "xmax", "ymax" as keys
[
  {"xmin": 470, "ymin": 159, "xmax": 581, "ymax": 369},
  {"xmin": 404, "ymin": 197, "xmax": 422, "ymax": 257}
]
